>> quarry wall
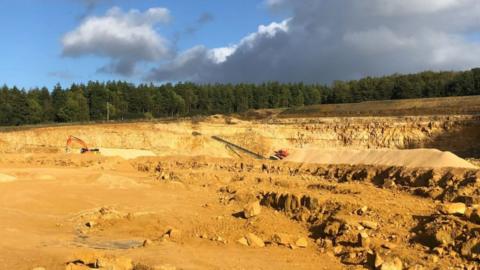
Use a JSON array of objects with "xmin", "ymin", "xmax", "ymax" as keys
[{"xmin": 0, "ymin": 115, "xmax": 478, "ymax": 158}]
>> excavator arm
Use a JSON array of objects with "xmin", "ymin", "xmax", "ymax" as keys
[
  {"xmin": 66, "ymin": 136, "xmax": 88, "ymax": 150},
  {"xmin": 66, "ymin": 136, "xmax": 99, "ymax": 154}
]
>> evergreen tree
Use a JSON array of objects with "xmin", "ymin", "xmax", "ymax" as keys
[{"xmin": 0, "ymin": 68, "xmax": 479, "ymax": 126}]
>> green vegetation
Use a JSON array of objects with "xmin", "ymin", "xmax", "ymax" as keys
[{"xmin": 1, "ymin": 68, "xmax": 480, "ymax": 126}]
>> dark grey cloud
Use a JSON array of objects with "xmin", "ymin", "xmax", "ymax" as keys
[
  {"xmin": 83, "ymin": 0, "xmax": 102, "ymax": 13},
  {"xmin": 96, "ymin": 59, "xmax": 137, "ymax": 76},
  {"xmin": 185, "ymin": 12, "xmax": 215, "ymax": 35},
  {"xmin": 147, "ymin": 0, "xmax": 480, "ymax": 83},
  {"xmin": 197, "ymin": 12, "xmax": 214, "ymax": 24},
  {"xmin": 77, "ymin": 0, "xmax": 110, "ymax": 19}
]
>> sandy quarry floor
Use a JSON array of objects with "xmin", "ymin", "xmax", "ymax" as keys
[
  {"xmin": 0, "ymin": 156, "xmax": 343, "ymax": 270},
  {"xmin": 0, "ymin": 152, "xmax": 479, "ymax": 270}
]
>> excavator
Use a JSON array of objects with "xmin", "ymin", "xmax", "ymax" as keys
[{"xmin": 65, "ymin": 135, "xmax": 100, "ymax": 154}]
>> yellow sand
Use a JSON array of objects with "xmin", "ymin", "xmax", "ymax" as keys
[
  {"xmin": 0, "ymin": 173, "xmax": 16, "ymax": 183},
  {"xmin": 96, "ymin": 173, "xmax": 144, "ymax": 189},
  {"xmin": 99, "ymin": 148, "xmax": 157, "ymax": 160},
  {"xmin": 285, "ymin": 148, "xmax": 477, "ymax": 169}
]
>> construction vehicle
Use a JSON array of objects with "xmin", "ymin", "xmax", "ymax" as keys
[
  {"xmin": 269, "ymin": 149, "xmax": 289, "ymax": 160},
  {"xmin": 65, "ymin": 135, "xmax": 100, "ymax": 154}
]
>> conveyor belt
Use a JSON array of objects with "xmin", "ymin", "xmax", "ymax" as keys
[{"xmin": 211, "ymin": 136, "xmax": 265, "ymax": 160}]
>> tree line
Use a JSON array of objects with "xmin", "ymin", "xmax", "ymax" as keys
[{"xmin": 1, "ymin": 68, "xmax": 480, "ymax": 126}]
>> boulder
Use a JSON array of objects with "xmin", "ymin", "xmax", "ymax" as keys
[
  {"xmin": 381, "ymin": 242, "xmax": 397, "ymax": 250},
  {"xmin": 272, "ymin": 233, "xmax": 293, "ymax": 246},
  {"xmin": 85, "ymin": 221, "xmax": 95, "ymax": 228},
  {"xmin": 434, "ymin": 229, "xmax": 454, "ymax": 247},
  {"xmin": 97, "ymin": 256, "xmax": 133, "ymax": 270},
  {"xmin": 333, "ymin": 245, "xmax": 343, "ymax": 255},
  {"xmin": 243, "ymin": 201, "xmax": 261, "ymax": 218},
  {"xmin": 324, "ymin": 221, "xmax": 342, "ymax": 236},
  {"xmin": 460, "ymin": 237, "xmax": 480, "ymax": 260},
  {"xmin": 358, "ymin": 231, "xmax": 371, "ymax": 249},
  {"xmin": 66, "ymin": 252, "xmax": 133, "ymax": 270},
  {"xmin": 143, "ymin": 239, "xmax": 153, "ymax": 247},
  {"xmin": 165, "ymin": 228, "xmax": 182, "ymax": 241},
  {"xmin": 427, "ymin": 187, "xmax": 444, "ymax": 200},
  {"xmin": 380, "ymin": 257, "xmax": 403, "ymax": 270},
  {"xmin": 469, "ymin": 208, "xmax": 480, "ymax": 224},
  {"xmin": 374, "ymin": 252, "xmax": 384, "ymax": 268},
  {"xmin": 295, "ymin": 237, "xmax": 308, "ymax": 248},
  {"xmin": 245, "ymin": 233, "xmax": 265, "ymax": 248},
  {"xmin": 234, "ymin": 192, "xmax": 257, "ymax": 204},
  {"xmin": 361, "ymin": 221, "xmax": 379, "ymax": 230},
  {"xmin": 383, "ymin": 179, "xmax": 396, "ymax": 189},
  {"xmin": 439, "ymin": 203, "xmax": 466, "ymax": 215},
  {"xmin": 237, "ymin": 237, "xmax": 249, "ymax": 246},
  {"xmin": 356, "ymin": 206, "xmax": 368, "ymax": 215}
]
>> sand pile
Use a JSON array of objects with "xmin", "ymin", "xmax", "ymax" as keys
[
  {"xmin": 284, "ymin": 148, "xmax": 477, "ymax": 169},
  {"xmin": 0, "ymin": 173, "xmax": 16, "ymax": 183}
]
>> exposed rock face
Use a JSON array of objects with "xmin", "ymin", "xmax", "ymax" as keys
[
  {"xmin": 273, "ymin": 115, "xmax": 480, "ymax": 158},
  {"xmin": 136, "ymin": 157, "xmax": 480, "ymax": 208},
  {"xmin": 1, "ymin": 115, "xmax": 479, "ymax": 158}
]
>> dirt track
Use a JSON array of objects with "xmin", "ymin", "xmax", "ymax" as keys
[{"xmin": 0, "ymin": 115, "xmax": 479, "ymax": 270}]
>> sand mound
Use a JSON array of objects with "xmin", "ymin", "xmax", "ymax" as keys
[
  {"xmin": 0, "ymin": 173, "xmax": 16, "ymax": 183},
  {"xmin": 96, "ymin": 174, "xmax": 143, "ymax": 189},
  {"xmin": 284, "ymin": 148, "xmax": 477, "ymax": 169},
  {"xmin": 99, "ymin": 148, "xmax": 156, "ymax": 160}
]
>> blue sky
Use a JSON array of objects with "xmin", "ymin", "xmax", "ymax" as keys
[
  {"xmin": 1, "ymin": 0, "xmax": 480, "ymax": 89},
  {"xmin": 0, "ymin": 0, "xmax": 286, "ymax": 89}
]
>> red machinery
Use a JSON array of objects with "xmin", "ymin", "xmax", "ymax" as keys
[
  {"xmin": 270, "ymin": 149, "xmax": 289, "ymax": 160},
  {"xmin": 65, "ymin": 135, "xmax": 100, "ymax": 154}
]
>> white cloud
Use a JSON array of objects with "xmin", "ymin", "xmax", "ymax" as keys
[
  {"xmin": 208, "ymin": 46, "xmax": 237, "ymax": 64},
  {"xmin": 62, "ymin": 6, "xmax": 171, "ymax": 76},
  {"xmin": 147, "ymin": 19, "xmax": 291, "ymax": 82},
  {"xmin": 147, "ymin": 0, "xmax": 480, "ymax": 83},
  {"xmin": 208, "ymin": 19, "xmax": 290, "ymax": 64},
  {"xmin": 240, "ymin": 19, "xmax": 290, "ymax": 48}
]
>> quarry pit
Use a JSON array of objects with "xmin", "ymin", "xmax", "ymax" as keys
[{"xmin": 0, "ymin": 111, "xmax": 479, "ymax": 270}]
